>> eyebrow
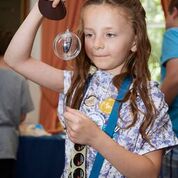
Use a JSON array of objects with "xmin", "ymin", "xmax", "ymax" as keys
[{"xmin": 84, "ymin": 27, "xmax": 114, "ymax": 31}]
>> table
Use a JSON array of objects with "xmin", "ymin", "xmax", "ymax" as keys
[{"xmin": 15, "ymin": 134, "xmax": 65, "ymax": 178}]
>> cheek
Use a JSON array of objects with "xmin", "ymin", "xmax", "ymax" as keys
[
  {"xmin": 112, "ymin": 40, "xmax": 133, "ymax": 53},
  {"xmin": 85, "ymin": 41, "xmax": 92, "ymax": 54},
  {"xmin": 110, "ymin": 43, "xmax": 131, "ymax": 62}
]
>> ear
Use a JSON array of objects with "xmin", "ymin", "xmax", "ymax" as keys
[
  {"xmin": 131, "ymin": 43, "xmax": 137, "ymax": 53},
  {"xmin": 172, "ymin": 7, "xmax": 178, "ymax": 19},
  {"xmin": 131, "ymin": 44, "xmax": 137, "ymax": 52},
  {"xmin": 131, "ymin": 36, "xmax": 137, "ymax": 52}
]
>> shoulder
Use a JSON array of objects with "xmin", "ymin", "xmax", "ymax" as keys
[
  {"xmin": 135, "ymin": 80, "xmax": 168, "ymax": 116},
  {"xmin": 137, "ymin": 81, "xmax": 178, "ymax": 154},
  {"xmin": 147, "ymin": 80, "xmax": 168, "ymax": 111},
  {"xmin": 164, "ymin": 28, "xmax": 178, "ymax": 42},
  {"xmin": 148, "ymin": 80, "xmax": 166, "ymax": 100},
  {"xmin": 147, "ymin": 80, "xmax": 171, "ymax": 129},
  {"xmin": 165, "ymin": 27, "xmax": 178, "ymax": 35}
]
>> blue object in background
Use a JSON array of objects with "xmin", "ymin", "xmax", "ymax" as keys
[{"xmin": 15, "ymin": 134, "xmax": 65, "ymax": 178}]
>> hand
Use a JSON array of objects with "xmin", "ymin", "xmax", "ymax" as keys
[
  {"xmin": 64, "ymin": 107, "xmax": 100, "ymax": 145},
  {"xmin": 49, "ymin": 0, "xmax": 65, "ymax": 8}
]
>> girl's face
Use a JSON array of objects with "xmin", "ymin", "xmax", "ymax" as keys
[{"xmin": 83, "ymin": 4, "xmax": 137, "ymax": 75}]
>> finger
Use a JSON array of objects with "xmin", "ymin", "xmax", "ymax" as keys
[
  {"xmin": 66, "ymin": 124, "xmax": 78, "ymax": 141},
  {"xmin": 65, "ymin": 122, "xmax": 73, "ymax": 132},
  {"xmin": 66, "ymin": 127, "xmax": 72, "ymax": 139},
  {"xmin": 65, "ymin": 117, "xmax": 75, "ymax": 133},
  {"xmin": 66, "ymin": 107, "xmax": 86, "ymax": 118},
  {"xmin": 65, "ymin": 107, "xmax": 80, "ymax": 121},
  {"xmin": 51, "ymin": 0, "xmax": 61, "ymax": 8},
  {"xmin": 66, "ymin": 128, "xmax": 77, "ymax": 144},
  {"xmin": 64, "ymin": 110, "xmax": 76, "ymax": 122}
]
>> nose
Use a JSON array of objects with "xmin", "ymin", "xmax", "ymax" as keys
[{"xmin": 93, "ymin": 36, "xmax": 105, "ymax": 50}]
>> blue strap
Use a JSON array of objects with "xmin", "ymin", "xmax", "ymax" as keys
[{"xmin": 89, "ymin": 76, "xmax": 132, "ymax": 178}]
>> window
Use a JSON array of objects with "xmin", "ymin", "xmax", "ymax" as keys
[{"xmin": 141, "ymin": 0, "xmax": 165, "ymax": 81}]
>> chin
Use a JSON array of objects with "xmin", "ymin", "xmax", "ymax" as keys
[
  {"xmin": 92, "ymin": 60, "xmax": 106, "ymax": 68},
  {"xmin": 94, "ymin": 64, "xmax": 108, "ymax": 71}
]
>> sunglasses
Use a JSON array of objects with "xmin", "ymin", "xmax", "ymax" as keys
[{"xmin": 68, "ymin": 144, "xmax": 86, "ymax": 178}]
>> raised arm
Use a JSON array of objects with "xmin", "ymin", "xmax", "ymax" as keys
[{"xmin": 4, "ymin": 1, "xmax": 64, "ymax": 92}]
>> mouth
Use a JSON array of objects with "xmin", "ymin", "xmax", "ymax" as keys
[{"xmin": 93, "ymin": 54, "xmax": 109, "ymax": 58}]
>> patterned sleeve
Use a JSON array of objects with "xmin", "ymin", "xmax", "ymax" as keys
[
  {"xmin": 57, "ymin": 70, "xmax": 73, "ymax": 128},
  {"xmin": 137, "ymin": 81, "xmax": 178, "ymax": 155}
]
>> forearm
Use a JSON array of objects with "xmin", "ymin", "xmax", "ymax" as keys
[
  {"xmin": 160, "ymin": 58, "xmax": 178, "ymax": 105},
  {"xmin": 64, "ymin": 108, "xmax": 161, "ymax": 177},
  {"xmin": 161, "ymin": 75, "xmax": 178, "ymax": 105},
  {"xmin": 90, "ymin": 131, "xmax": 160, "ymax": 178},
  {"xmin": 4, "ymin": 2, "xmax": 43, "ymax": 68}
]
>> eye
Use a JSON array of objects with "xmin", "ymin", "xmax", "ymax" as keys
[
  {"xmin": 84, "ymin": 33, "xmax": 93, "ymax": 38},
  {"xmin": 106, "ymin": 33, "xmax": 117, "ymax": 38}
]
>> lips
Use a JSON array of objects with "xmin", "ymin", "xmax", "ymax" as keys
[{"xmin": 93, "ymin": 54, "xmax": 109, "ymax": 58}]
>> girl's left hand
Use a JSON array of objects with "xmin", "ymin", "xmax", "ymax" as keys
[{"xmin": 64, "ymin": 107, "xmax": 100, "ymax": 145}]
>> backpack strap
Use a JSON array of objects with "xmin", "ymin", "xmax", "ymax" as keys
[{"xmin": 89, "ymin": 76, "xmax": 132, "ymax": 178}]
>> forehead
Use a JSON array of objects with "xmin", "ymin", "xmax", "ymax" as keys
[{"xmin": 82, "ymin": 4, "xmax": 131, "ymax": 29}]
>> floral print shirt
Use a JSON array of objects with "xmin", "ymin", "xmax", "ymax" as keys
[{"xmin": 58, "ymin": 70, "xmax": 178, "ymax": 178}]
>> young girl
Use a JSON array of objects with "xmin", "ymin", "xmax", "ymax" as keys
[{"xmin": 4, "ymin": 0, "xmax": 178, "ymax": 177}]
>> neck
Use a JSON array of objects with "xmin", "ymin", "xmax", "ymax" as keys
[
  {"xmin": 0, "ymin": 56, "xmax": 8, "ymax": 67},
  {"xmin": 172, "ymin": 19, "xmax": 178, "ymax": 28}
]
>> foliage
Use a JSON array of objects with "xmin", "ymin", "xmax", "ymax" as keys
[{"xmin": 141, "ymin": 0, "xmax": 165, "ymax": 81}]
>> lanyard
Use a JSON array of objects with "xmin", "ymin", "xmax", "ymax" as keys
[{"xmin": 89, "ymin": 76, "xmax": 132, "ymax": 178}]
